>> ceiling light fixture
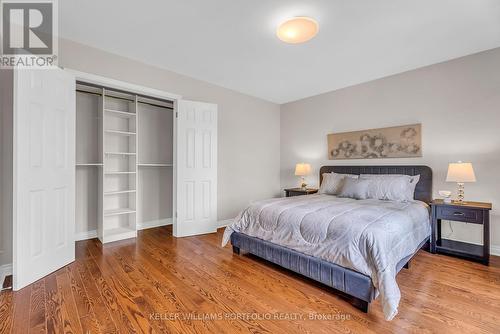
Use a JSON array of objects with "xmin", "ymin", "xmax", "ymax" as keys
[{"xmin": 277, "ymin": 16, "xmax": 319, "ymax": 44}]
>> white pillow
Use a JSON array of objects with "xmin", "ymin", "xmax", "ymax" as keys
[
  {"xmin": 338, "ymin": 178, "xmax": 371, "ymax": 200},
  {"xmin": 319, "ymin": 173, "xmax": 358, "ymax": 195},
  {"xmin": 360, "ymin": 174, "xmax": 420, "ymax": 202}
]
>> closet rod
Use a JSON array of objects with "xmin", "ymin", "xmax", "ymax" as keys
[
  {"xmin": 76, "ymin": 89, "xmax": 174, "ymax": 110},
  {"xmin": 76, "ymin": 81, "xmax": 174, "ymax": 110},
  {"xmin": 137, "ymin": 101, "xmax": 174, "ymax": 110}
]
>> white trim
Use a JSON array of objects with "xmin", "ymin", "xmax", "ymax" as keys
[
  {"xmin": 216, "ymin": 219, "xmax": 234, "ymax": 229},
  {"xmin": 64, "ymin": 68, "xmax": 182, "ymax": 102},
  {"xmin": 445, "ymin": 236, "xmax": 483, "ymax": 246},
  {"xmin": 442, "ymin": 235, "xmax": 500, "ymax": 257},
  {"xmin": 137, "ymin": 218, "xmax": 173, "ymax": 231},
  {"xmin": 75, "ymin": 230, "xmax": 98, "ymax": 241},
  {"xmin": 0, "ymin": 264, "xmax": 12, "ymax": 289},
  {"xmin": 490, "ymin": 245, "xmax": 500, "ymax": 257},
  {"xmin": 74, "ymin": 221, "xmax": 176, "ymax": 239},
  {"xmin": 72, "ymin": 223, "xmax": 500, "ymax": 255}
]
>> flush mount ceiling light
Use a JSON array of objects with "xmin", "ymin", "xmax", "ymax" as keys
[{"xmin": 277, "ymin": 16, "xmax": 319, "ymax": 44}]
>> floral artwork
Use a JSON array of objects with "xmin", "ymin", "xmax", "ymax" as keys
[{"xmin": 327, "ymin": 124, "xmax": 422, "ymax": 159}]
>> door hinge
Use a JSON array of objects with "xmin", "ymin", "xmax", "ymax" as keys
[{"xmin": 176, "ymin": 112, "xmax": 178, "ymax": 118}]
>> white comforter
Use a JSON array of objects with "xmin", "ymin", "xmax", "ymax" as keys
[{"xmin": 222, "ymin": 194, "xmax": 430, "ymax": 320}]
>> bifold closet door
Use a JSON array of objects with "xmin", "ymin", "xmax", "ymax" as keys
[
  {"xmin": 175, "ymin": 100, "xmax": 217, "ymax": 237},
  {"xmin": 13, "ymin": 68, "xmax": 76, "ymax": 290}
]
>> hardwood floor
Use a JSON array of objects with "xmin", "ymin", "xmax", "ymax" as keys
[{"xmin": 1, "ymin": 226, "xmax": 500, "ymax": 333}]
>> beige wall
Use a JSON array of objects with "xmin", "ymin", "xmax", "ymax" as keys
[
  {"xmin": 59, "ymin": 39, "xmax": 281, "ymax": 222},
  {"xmin": 280, "ymin": 48, "xmax": 500, "ymax": 252}
]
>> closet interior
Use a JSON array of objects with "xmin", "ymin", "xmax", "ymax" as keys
[{"xmin": 76, "ymin": 83, "xmax": 174, "ymax": 243}]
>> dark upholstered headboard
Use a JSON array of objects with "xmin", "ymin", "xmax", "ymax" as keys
[{"xmin": 319, "ymin": 165, "xmax": 433, "ymax": 203}]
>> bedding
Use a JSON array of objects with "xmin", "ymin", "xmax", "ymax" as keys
[{"xmin": 222, "ymin": 194, "xmax": 430, "ymax": 320}]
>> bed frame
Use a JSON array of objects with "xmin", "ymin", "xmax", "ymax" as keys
[{"xmin": 231, "ymin": 165, "xmax": 432, "ymax": 313}]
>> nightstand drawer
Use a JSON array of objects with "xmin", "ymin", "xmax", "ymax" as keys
[
  {"xmin": 437, "ymin": 206, "xmax": 483, "ymax": 224},
  {"xmin": 284, "ymin": 188, "xmax": 318, "ymax": 197},
  {"xmin": 288, "ymin": 191, "xmax": 306, "ymax": 197}
]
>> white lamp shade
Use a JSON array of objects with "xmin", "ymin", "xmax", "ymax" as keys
[
  {"xmin": 446, "ymin": 162, "xmax": 476, "ymax": 183},
  {"xmin": 295, "ymin": 163, "xmax": 311, "ymax": 176}
]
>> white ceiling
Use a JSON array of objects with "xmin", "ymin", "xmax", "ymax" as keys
[{"xmin": 60, "ymin": 0, "xmax": 500, "ymax": 104}]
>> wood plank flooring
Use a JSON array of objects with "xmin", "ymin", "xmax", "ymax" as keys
[{"xmin": 1, "ymin": 226, "xmax": 500, "ymax": 333}]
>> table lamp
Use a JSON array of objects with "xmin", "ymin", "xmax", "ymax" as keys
[
  {"xmin": 446, "ymin": 162, "xmax": 476, "ymax": 203},
  {"xmin": 295, "ymin": 163, "xmax": 311, "ymax": 190}
]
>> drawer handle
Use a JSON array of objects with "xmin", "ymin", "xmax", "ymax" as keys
[{"xmin": 453, "ymin": 212, "xmax": 465, "ymax": 216}]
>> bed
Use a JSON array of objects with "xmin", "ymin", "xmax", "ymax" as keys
[{"xmin": 222, "ymin": 165, "xmax": 432, "ymax": 320}]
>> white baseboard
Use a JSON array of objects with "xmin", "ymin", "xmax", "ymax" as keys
[
  {"xmin": 137, "ymin": 218, "xmax": 172, "ymax": 231},
  {"xmin": 444, "ymin": 235, "xmax": 500, "ymax": 257},
  {"xmin": 0, "ymin": 263, "xmax": 12, "ymax": 289},
  {"xmin": 490, "ymin": 245, "xmax": 500, "ymax": 256},
  {"xmin": 216, "ymin": 219, "xmax": 234, "ymax": 229},
  {"xmin": 73, "ymin": 219, "xmax": 500, "ymax": 256},
  {"xmin": 74, "ymin": 219, "xmax": 173, "ymax": 241},
  {"xmin": 75, "ymin": 230, "xmax": 97, "ymax": 241}
]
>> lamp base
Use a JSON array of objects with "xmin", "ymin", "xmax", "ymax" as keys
[
  {"xmin": 456, "ymin": 182, "xmax": 465, "ymax": 203},
  {"xmin": 300, "ymin": 176, "xmax": 307, "ymax": 190}
]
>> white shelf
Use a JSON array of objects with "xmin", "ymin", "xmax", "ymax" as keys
[
  {"xmin": 104, "ymin": 109, "xmax": 136, "ymax": 118},
  {"xmin": 104, "ymin": 189, "xmax": 136, "ymax": 195},
  {"xmin": 105, "ymin": 130, "xmax": 136, "ymax": 136},
  {"xmin": 138, "ymin": 163, "xmax": 173, "ymax": 167},
  {"xmin": 76, "ymin": 163, "xmax": 103, "ymax": 167},
  {"xmin": 105, "ymin": 152, "xmax": 136, "ymax": 156},
  {"xmin": 102, "ymin": 227, "xmax": 137, "ymax": 243},
  {"xmin": 104, "ymin": 171, "xmax": 136, "ymax": 175},
  {"xmin": 104, "ymin": 208, "xmax": 136, "ymax": 216}
]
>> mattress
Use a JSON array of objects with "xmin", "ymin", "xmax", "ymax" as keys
[{"xmin": 222, "ymin": 194, "xmax": 430, "ymax": 320}]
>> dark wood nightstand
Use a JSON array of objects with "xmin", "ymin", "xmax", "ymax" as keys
[
  {"xmin": 431, "ymin": 199, "xmax": 492, "ymax": 265},
  {"xmin": 284, "ymin": 188, "xmax": 318, "ymax": 197}
]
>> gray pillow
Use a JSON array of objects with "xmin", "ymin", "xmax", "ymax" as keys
[
  {"xmin": 360, "ymin": 174, "xmax": 420, "ymax": 202},
  {"xmin": 338, "ymin": 178, "xmax": 371, "ymax": 200},
  {"xmin": 319, "ymin": 172, "xmax": 358, "ymax": 195}
]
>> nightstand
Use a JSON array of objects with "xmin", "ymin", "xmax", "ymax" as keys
[
  {"xmin": 284, "ymin": 188, "xmax": 318, "ymax": 197},
  {"xmin": 431, "ymin": 199, "xmax": 492, "ymax": 265}
]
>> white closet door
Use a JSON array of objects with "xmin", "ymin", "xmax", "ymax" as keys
[
  {"xmin": 175, "ymin": 100, "xmax": 217, "ymax": 237},
  {"xmin": 13, "ymin": 68, "xmax": 76, "ymax": 290}
]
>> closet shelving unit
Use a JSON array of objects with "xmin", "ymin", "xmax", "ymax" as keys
[
  {"xmin": 76, "ymin": 83, "xmax": 174, "ymax": 244},
  {"xmin": 102, "ymin": 89, "xmax": 138, "ymax": 243}
]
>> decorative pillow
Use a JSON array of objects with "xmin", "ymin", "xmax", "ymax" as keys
[
  {"xmin": 319, "ymin": 173, "xmax": 358, "ymax": 195},
  {"xmin": 337, "ymin": 178, "xmax": 371, "ymax": 200},
  {"xmin": 359, "ymin": 174, "xmax": 420, "ymax": 202}
]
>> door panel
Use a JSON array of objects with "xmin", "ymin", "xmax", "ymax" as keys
[
  {"xmin": 175, "ymin": 100, "xmax": 217, "ymax": 237},
  {"xmin": 13, "ymin": 68, "xmax": 76, "ymax": 290}
]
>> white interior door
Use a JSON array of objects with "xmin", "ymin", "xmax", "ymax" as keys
[
  {"xmin": 13, "ymin": 68, "xmax": 76, "ymax": 290},
  {"xmin": 174, "ymin": 100, "xmax": 217, "ymax": 237}
]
